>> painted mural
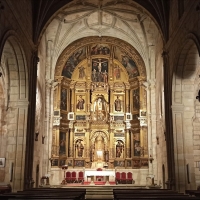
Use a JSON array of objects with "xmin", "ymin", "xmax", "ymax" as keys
[
  {"xmin": 113, "ymin": 64, "xmax": 121, "ymax": 79},
  {"xmin": 114, "ymin": 47, "xmax": 139, "ymax": 78},
  {"xmin": 133, "ymin": 88, "xmax": 140, "ymax": 111},
  {"xmin": 62, "ymin": 47, "xmax": 86, "ymax": 78},
  {"xmin": 59, "ymin": 132, "xmax": 66, "ymax": 156},
  {"xmin": 60, "ymin": 88, "xmax": 67, "ymax": 110},
  {"xmin": 91, "ymin": 58, "xmax": 108, "ymax": 83},
  {"xmin": 91, "ymin": 44, "xmax": 110, "ymax": 55}
]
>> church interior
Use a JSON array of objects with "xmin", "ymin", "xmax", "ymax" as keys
[{"xmin": 0, "ymin": 0, "xmax": 200, "ymax": 196}]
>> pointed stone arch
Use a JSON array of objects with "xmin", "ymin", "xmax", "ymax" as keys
[{"xmin": 0, "ymin": 35, "xmax": 28, "ymax": 191}]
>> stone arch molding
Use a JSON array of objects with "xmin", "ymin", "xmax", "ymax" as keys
[
  {"xmin": 173, "ymin": 32, "xmax": 200, "ymax": 76},
  {"xmin": 173, "ymin": 34, "xmax": 200, "ymax": 104},
  {"xmin": 171, "ymin": 33, "xmax": 200, "ymax": 190},
  {"xmin": 55, "ymin": 36, "xmax": 146, "ymax": 79}
]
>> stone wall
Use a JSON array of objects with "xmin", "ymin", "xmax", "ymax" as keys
[{"xmin": 167, "ymin": 0, "xmax": 200, "ymax": 192}]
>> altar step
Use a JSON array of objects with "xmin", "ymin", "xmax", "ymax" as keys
[{"xmin": 85, "ymin": 186, "xmax": 113, "ymax": 200}]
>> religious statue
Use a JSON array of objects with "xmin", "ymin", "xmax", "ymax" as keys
[
  {"xmin": 94, "ymin": 98, "xmax": 104, "ymax": 111},
  {"xmin": 134, "ymin": 141, "xmax": 141, "ymax": 156},
  {"xmin": 76, "ymin": 95, "xmax": 85, "ymax": 110},
  {"xmin": 114, "ymin": 96, "xmax": 121, "ymax": 111},
  {"xmin": 76, "ymin": 140, "xmax": 84, "ymax": 157},
  {"xmin": 116, "ymin": 141, "xmax": 123, "ymax": 158}
]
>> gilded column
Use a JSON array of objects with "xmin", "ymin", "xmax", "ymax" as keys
[
  {"xmin": 130, "ymin": 130, "xmax": 134, "ymax": 157},
  {"xmin": 109, "ymin": 85, "xmax": 114, "ymax": 113},
  {"xmin": 125, "ymin": 129, "xmax": 130, "ymax": 158},
  {"xmin": 125, "ymin": 84, "xmax": 130, "ymax": 113},
  {"xmin": 70, "ymin": 85, "xmax": 75, "ymax": 112},
  {"xmin": 86, "ymin": 83, "xmax": 91, "ymax": 113},
  {"xmin": 85, "ymin": 129, "xmax": 90, "ymax": 158},
  {"xmin": 69, "ymin": 128, "xmax": 74, "ymax": 157},
  {"xmin": 65, "ymin": 129, "xmax": 69, "ymax": 158},
  {"xmin": 109, "ymin": 129, "xmax": 114, "ymax": 159}
]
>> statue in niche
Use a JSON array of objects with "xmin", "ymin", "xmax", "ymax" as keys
[
  {"xmin": 96, "ymin": 135, "xmax": 103, "ymax": 150},
  {"xmin": 134, "ymin": 140, "xmax": 141, "ymax": 156},
  {"xmin": 93, "ymin": 97, "xmax": 108, "ymax": 121},
  {"xmin": 76, "ymin": 140, "xmax": 84, "ymax": 157},
  {"xmin": 114, "ymin": 96, "xmax": 121, "ymax": 111},
  {"xmin": 93, "ymin": 97, "xmax": 107, "ymax": 112},
  {"xmin": 116, "ymin": 141, "xmax": 124, "ymax": 158}
]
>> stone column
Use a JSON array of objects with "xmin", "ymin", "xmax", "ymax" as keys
[
  {"xmin": 162, "ymin": 51, "xmax": 175, "ymax": 190},
  {"xmin": 145, "ymin": 81, "xmax": 153, "ymax": 176},
  {"xmin": 45, "ymin": 80, "xmax": 54, "ymax": 175},
  {"xmin": 24, "ymin": 53, "xmax": 38, "ymax": 190}
]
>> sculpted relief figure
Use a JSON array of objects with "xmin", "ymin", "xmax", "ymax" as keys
[
  {"xmin": 116, "ymin": 141, "xmax": 124, "ymax": 158},
  {"xmin": 76, "ymin": 95, "xmax": 85, "ymax": 110},
  {"xmin": 76, "ymin": 140, "xmax": 84, "ymax": 157},
  {"xmin": 114, "ymin": 96, "xmax": 121, "ymax": 111}
]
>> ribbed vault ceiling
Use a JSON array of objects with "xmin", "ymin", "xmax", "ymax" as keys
[{"xmin": 41, "ymin": 0, "xmax": 162, "ymax": 77}]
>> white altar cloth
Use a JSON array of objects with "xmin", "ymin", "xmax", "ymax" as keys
[{"xmin": 84, "ymin": 170, "xmax": 115, "ymax": 177}]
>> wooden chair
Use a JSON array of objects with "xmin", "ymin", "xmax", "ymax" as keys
[
  {"xmin": 115, "ymin": 172, "xmax": 121, "ymax": 184},
  {"xmin": 71, "ymin": 171, "xmax": 77, "ymax": 183},
  {"xmin": 66, "ymin": 171, "xmax": 71, "ymax": 183},
  {"xmin": 127, "ymin": 172, "xmax": 133, "ymax": 184},
  {"xmin": 121, "ymin": 172, "xmax": 126, "ymax": 184},
  {"xmin": 96, "ymin": 168, "xmax": 103, "ymax": 181},
  {"xmin": 78, "ymin": 171, "xmax": 84, "ymax": 183}
]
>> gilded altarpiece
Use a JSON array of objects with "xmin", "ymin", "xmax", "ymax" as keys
[{"xmin": 52, "ymin": 37, "xmax": 149, "ymax": 169}]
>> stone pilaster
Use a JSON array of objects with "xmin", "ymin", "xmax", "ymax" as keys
[
  {"xmin": 163, "ymin": 51, "xmax": 175, "ymax": 190},
  {"xmin": 24, "ymin": 53, "xmax": 38, "ymax": 190}
]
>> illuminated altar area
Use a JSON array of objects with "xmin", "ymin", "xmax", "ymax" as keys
[{"xmin": 50, "ymin": 37, "xmax": 150, "ymax": 186}]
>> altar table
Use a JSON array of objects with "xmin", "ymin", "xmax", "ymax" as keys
[{"xmin": 84, "ymin": 170, "xmax": 115, "ymax": 185}]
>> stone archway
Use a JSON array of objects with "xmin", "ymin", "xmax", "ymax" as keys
[{"xmin": 0, "ymin": 36, "xmax": 28, "ymax": 191}]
